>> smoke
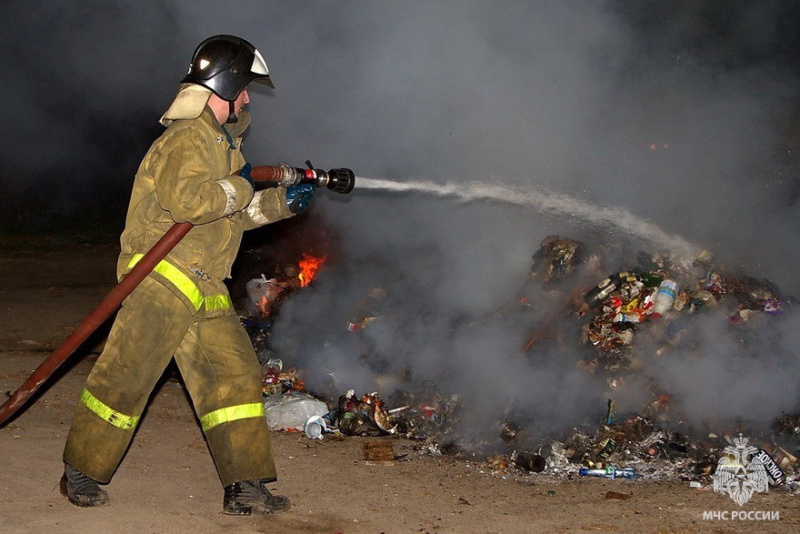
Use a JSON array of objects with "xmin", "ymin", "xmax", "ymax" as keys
[
  {"xmin": 259, "ymin": 0, "xmax": 800, "ymax": 442},
  {"xmin": 3, "ymin": 1, "xmax": 800, "ymax": 443},
  {"xmin": 651, "ymin": 312, "xmax": 800, "ymax": 424}
]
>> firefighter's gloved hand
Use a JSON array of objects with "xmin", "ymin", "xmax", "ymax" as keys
[
  {"xmin": 286, "ymin": 183, "xmax": 315, "ymax": 214},
  {"xmin": 238, "ymin": 163, "xmax": 254, "ymax": 188}
]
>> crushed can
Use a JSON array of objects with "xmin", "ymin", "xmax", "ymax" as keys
[{"xmin": 515, "ymin": 452, "xmax": 546, "ymax": 473}]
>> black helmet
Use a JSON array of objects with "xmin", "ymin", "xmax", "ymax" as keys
[{"xmin": 181, "ymin": 35, "xmax": 273, "ymax": 101}]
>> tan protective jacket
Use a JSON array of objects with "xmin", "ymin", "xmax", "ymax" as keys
[{"xmin": 117, "ymin": 107, "xmax": 293, "ymax": 316}]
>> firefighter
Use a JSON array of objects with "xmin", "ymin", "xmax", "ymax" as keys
[{"xmin": 60, "ymin": 35, "xmax": 311, "ymax": 515}]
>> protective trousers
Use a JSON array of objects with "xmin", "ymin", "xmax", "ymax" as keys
[{"xmin": 63, "ymin": 276, "xmax": 276, "ymax": 486}]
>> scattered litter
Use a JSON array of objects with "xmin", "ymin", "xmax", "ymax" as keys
[
  {"xmin": 513, "ymin": 451, "xmax": 546, "ymax": 473},
  {"xmin": 579, "ymin": 466, "xmax": 636, "ymax": 480},
  {"xmin": 263, "ymin": 391, "xmax": 329, "ymax": 432},
  {"xmin": 363, "ymin": 440, "xmax": 396, "ymax": 466},
  {"xmin": 529, "ymin": 235, "xmax": 585, "ymax": 284},
  {"xmin": 304, "ymin": 415, "xmax": 328, "ymax": 440}
]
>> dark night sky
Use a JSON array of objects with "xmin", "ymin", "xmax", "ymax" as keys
[
  {"xmin": 2, "ymin": 1, "xmax": 800, "ymax": 435},
  {"xmin": 2, "ymin": 1, "xmax": 798, "ymax": 265}
]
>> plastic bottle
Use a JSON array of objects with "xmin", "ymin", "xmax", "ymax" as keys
[
  {"xmin": 579, "ymin": 466, "xmax": 636, "ymax": 480},
  {"xmin": 604, "ymin": 399, "xmax": 616, "ymax": 426},
  {"xmin": 651, "ymin": 280, "xmax": 677, "ymax": 318}
]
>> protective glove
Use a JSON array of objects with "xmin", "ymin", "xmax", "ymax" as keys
[
  {"xmin": 238, "ymin": 163, "xmax": 254, "ymax": 187},
  {"xmin": 286, "ymin": 183, "xmax": 315, "ymax": 214}
]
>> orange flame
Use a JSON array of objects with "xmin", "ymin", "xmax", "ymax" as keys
[{"xmin": 298, "ymin": 253, "xmax": 326, "ymax": 287}]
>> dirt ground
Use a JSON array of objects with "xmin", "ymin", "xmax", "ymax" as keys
[{"xmin": 1, "ymin": 241, "xmax": 798, "ymax": 534}]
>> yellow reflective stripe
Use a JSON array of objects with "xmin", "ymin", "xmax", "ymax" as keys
[
  {"xmin": 80, "ymin": 388, "xmax": 139, "ymax": 430},
  {"xmin": 200, "ymin": 402, "xmax": 265, "ymax": 432},
  {"xmin": 128, "ymin": 254, "xmax": 204, "ymax": 312},
  {"xmin": 204, "ymin": 294, "xmax": 233, "ymax": 311}
]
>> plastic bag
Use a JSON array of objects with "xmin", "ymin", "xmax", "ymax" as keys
[
  {"xmin": 246, "ymin": 275, "xmax": 287, "ymax": 317},
  {"xmin": 263, "ymin": 391, "xmax": 329, "ymax": 431}
]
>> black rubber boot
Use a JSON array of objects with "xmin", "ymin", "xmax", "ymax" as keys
[
  {"xmin": 223, "ymin": 480, "xmax": 291, "ymax": 515},
  {"xmin": 60, "ymin": 463, "xmax": 109, "ymax": 507}
]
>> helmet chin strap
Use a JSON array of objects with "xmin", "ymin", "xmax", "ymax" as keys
[{"xmin": 226, "ymin": 100, "xmax": 238, "ymax": 124}]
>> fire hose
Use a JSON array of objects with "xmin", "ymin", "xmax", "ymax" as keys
[{"xmin": 0, "ymin": 164, "xmax": 355, "ymax": 427}]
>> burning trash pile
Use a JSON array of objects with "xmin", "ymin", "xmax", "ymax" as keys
[
  {"xmin": 241, "ymin": 252, "xmax": 327, "ymax": 365},
  {"xmin": 305, "ymin": 390, "xmax": 398, "ymax": 439},
  {"xmin": 239, "ymin": 234, "xmax": 799, "ymax": 492},
  {"xmin": 259, "ymin": 363, "xmax": 463, "ymax": 443},
  {"xmin": 574, "ymin": 248, "xmax": 785, "ymax": 381},
  {"xmin": 505, "ymin": 235, "xmax": 798, "ymax": 489},
  {"xmin": 238, "ymin": 252, "xmax": 449, "ymax": 440}
]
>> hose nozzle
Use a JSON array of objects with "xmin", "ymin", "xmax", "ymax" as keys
[
  {"xmin": 318, "ymin": 167, "xmax": 355, "ymax": 194},
  {"xmin": 303, "ymin": 160, "xmax": 355, "ymax": 194},
  {"xmin": 249, "ymin": 163, "xmax": 356, "ymax": 194}
]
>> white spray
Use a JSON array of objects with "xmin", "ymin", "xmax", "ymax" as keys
[{"xmin": 357, "ymin": 177, "xmax": 701, "ymax": 262}]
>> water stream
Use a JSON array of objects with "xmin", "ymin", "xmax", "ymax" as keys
[{"xmin": 357, "ymin": 176, "xmax": 700, "ymax": 262}]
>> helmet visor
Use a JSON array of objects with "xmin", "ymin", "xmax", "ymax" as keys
[{"xmin": 250, "ymin": 48, "xmax": 274, "ymax": 88}]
